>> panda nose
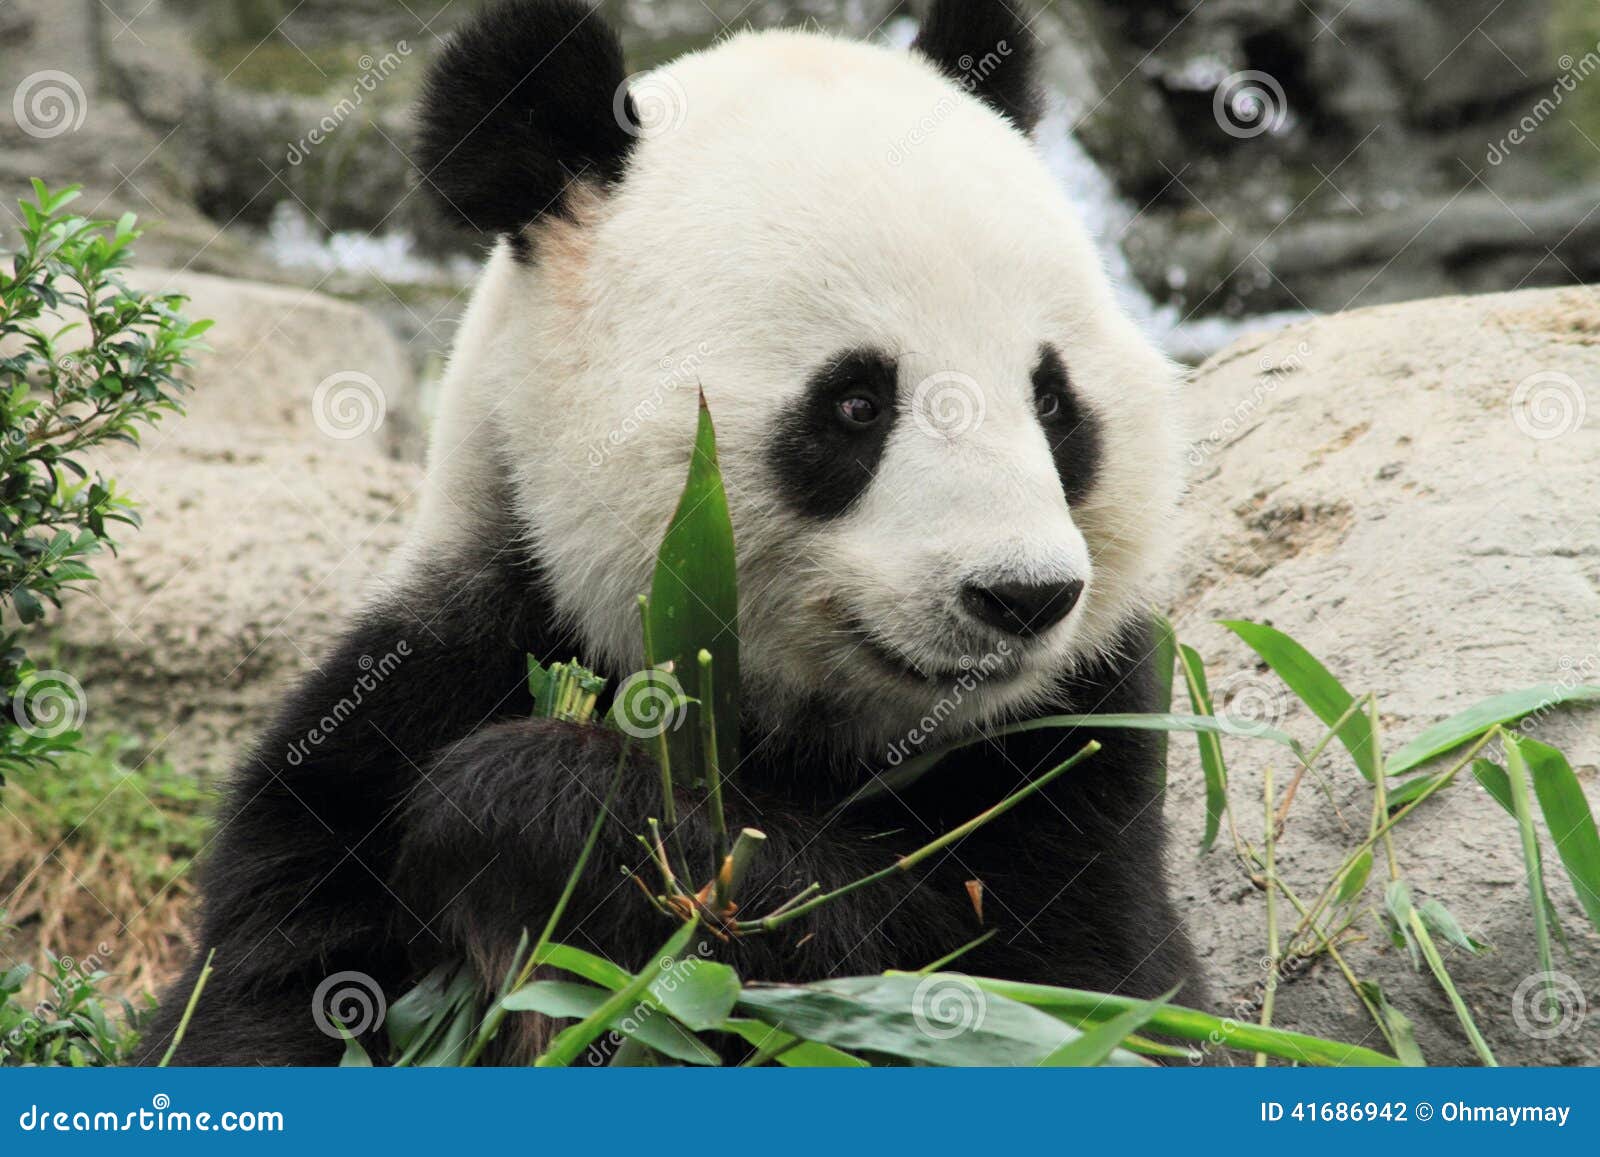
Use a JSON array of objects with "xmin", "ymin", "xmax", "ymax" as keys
[{"xmin": 959, "ymin": 579, "xmax": 1085, "ymax": 638}]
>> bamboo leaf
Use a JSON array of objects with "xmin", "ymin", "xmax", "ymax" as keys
[
  {"xmin": 1472, "ymin": 759, "xmax": 1568, "ymax": 948},
  {"xmin": 1334, "ymin": 849, "xmax": 1374, "ymax": 908},
  {"xmin": 971, "ymin": 976, "xmax": 1400, "ymax": 1067},
  {"xmin": 650, "ymin": 958, "xmax": 740, "ymax": 1032},
  {"xmin": 648, "ymin": 395, "xmax": 740, "ymax": 782},
  {"xmin": 504, "ymin": 979, "xmax": 719, "ymax": 1065},
  {"xmin": 534, "ymin": 920, "xmax": 700, "ymax": 1067},
  {"xmin": 735, "ymin": 975, "xmax": 1131, "ymax": 1067},
  {"xmin": 1355, "ymin": 981, "xmax": 1426, "ymax": 1067},
  {"xmin": 1039, "ymin": 989, "xmax": 1173, "ymax": 1067},
  {"xmin": 1518, "ymin": 736, "xmax": 1600, "ymax": 934},
  {"xmin": 1177, "ymin": 644, "xmax": 1229, "ymax": 853},
  {"xmin": 1220, "ymin": 620, "xmax": 1377, "ymax": 781},
  {"xmin": 721, "ymin": 1018, "xmax": 868, "ymax": 1067},
  {"xmin": 1389, "ymin": 685, "xmax": 1600, "ymax": 775}
]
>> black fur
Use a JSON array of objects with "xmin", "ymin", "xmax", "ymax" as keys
[
  {"xmin": 138, "ymin": 516, "xmax": 1203, "ymax": 1064},
  {"xmin": 1034, "ymin": 344, "xmax": 1103, "ymax": 508},
  {"xmin": 415, "ymin": 0, "xmax": 637, "ymax": 246},
  {"xmin": 767, "ymin": 348, "xmax": 901, "ymax": 521},
  {"xmin": 911, "ymin": 0, "xmax": 1043, "ymax": 133}
]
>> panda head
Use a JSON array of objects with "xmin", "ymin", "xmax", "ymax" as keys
[{"xmin": 414, "ymin": 0, "xmax": 1184, "ymax": 756}]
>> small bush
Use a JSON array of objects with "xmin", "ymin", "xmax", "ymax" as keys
[{"xmin": 0, "ymin": 180, "xmax": 207, "ymax": 780}]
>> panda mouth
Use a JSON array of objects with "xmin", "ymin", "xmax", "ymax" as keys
[{"xmin": 840, "ymin": 614, "xmax": 1017, "ymax": 686}]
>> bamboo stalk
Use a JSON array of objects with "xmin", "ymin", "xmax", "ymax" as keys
[{"xmin": 740, "ymin": 742, "xmax": 1100, "ymax": 933}]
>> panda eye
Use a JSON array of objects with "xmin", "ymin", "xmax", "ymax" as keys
[
  {"xmin": 1036, "ymin": 391, "xmax": 1063, "ymax": 420},
  {"xmin": 837, "ymin": 395, "xmax": 882, "ymax": 428}
]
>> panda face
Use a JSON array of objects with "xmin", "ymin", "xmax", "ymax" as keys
[{"xmin": 412, "ymin": 5, "xmax": 1183, "ymax": 756}]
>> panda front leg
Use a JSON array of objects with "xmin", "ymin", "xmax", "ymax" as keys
[{"xmin": 392, "ymin": 717, "xmax": 984, "ymax": 1056}]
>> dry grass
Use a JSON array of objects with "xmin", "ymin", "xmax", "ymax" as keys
[{"xmin": 0, "ymin": 737, "xmax": 209, "ymax": 998}]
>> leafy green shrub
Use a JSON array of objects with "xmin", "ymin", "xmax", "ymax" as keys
[
  {"xmin": 0, "ymin": 180, "xmax": 208, "ymax": 780},
  {"xmin": 1, "ymin": 914, "xmax": 152, "ymax": 1066}
]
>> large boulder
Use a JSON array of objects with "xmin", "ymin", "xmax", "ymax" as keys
[
  {"xmin": 1168, "ymin": 285, "xmax": 1600, "ymax": 1064},
  {"xmin": 51, "ymin": 271, "xmax": 422, "ymax": 777}
]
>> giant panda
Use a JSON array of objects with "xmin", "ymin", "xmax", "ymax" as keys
[{"xmin": 140, "ymin": 0, "xmax": 1203, "ymax": 1066}]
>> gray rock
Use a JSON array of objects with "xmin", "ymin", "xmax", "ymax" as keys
[
  {"xmin": 1168, "ymin": 285, "xmax": 1600, "ymax": 1065},
  {"xmin": 51, "ymin": 270, "xmax": 422, "ymax": 776}
]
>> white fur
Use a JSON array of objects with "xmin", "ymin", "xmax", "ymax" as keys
[{"xmin": 401, "ymin": 29, "xmax": 1184, "ymax": 757}]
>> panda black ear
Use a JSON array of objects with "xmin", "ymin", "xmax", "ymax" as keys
[
  {"xmin": 911, "ymin": 0, "xmax": 1042, "ymax": 134},
  {"xmin": 416, "ymin": 0, "xmax": 637, "ymax": 244}
]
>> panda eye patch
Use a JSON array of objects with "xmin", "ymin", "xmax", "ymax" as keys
[{"xmin": 837, "ymin": 395, "xmax": 882, "ymax": 427}]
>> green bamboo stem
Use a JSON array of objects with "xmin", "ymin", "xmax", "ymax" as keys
[
  {"xmin": 739, "ymin": 741, "xmax": 1100, "ymax": 933},
  {"xmin": 1256, "ymin": 765, "xmax": 1278, "ymax": 1068},
  {"xmin": 1504, "ymin": 730, "xmax": 1558, "ymax": 1023},
  {"xmin": 158, "ymin": 948, "xmax": 215, "ymax": 1067},
  {"xmin": 637, "ymin": 595, "xmax": 680, "ymax": 837},
  {"xmin": 1289, "ymin": 729, "xmax": 1494, "ymax": 948},
  {"xmin": 697, "ymin": 649, "xmax": 730, "ymax": 882},
  {"xmin": 717, "ymin": 827, "xmax": 767, "ymax": 912}
]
